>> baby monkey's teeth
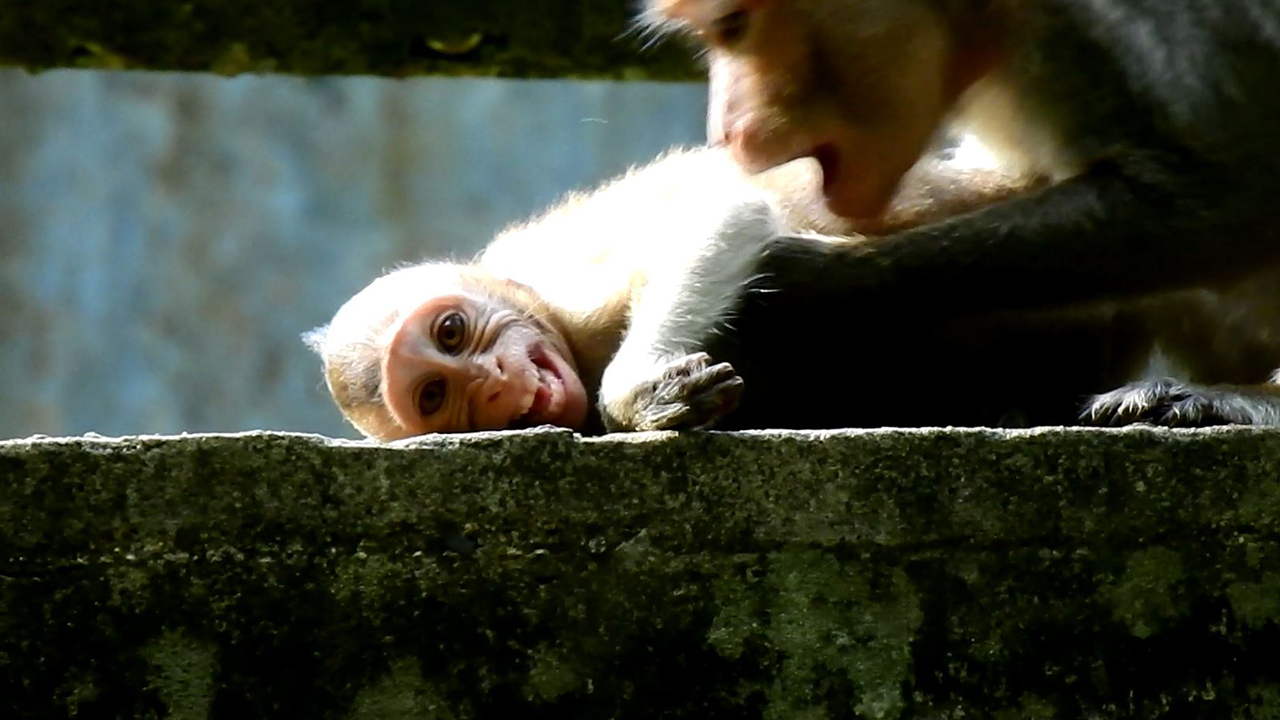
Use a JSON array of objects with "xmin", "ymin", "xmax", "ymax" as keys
[
  {"xmin": 514, "ymin": 364, "xmax": 541, "ymax": 419},
  {"xmin": 544, "ymin": 371, "xmax": 564, "ymax": 417}
]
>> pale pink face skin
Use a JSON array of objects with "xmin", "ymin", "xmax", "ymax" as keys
[
  {"xmin": 379, "ymin": 293, "xmax": 589, "ymax": 436},
  {"xmin": 654, "ymin": 0, "xmax": 954, "ymax": 223}
]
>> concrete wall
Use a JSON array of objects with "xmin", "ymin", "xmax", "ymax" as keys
[
  {"xmin": 0, "ymin": 69, "xmax": 707, "ymax": 440},
  {"xmin": 6, "ymin": 427, "xmax": 1280, "ymax": 719}
]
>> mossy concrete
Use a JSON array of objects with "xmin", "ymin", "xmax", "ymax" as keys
[
  {"xmin": 3, "ymin": 426, "xmax": 1280, "ymax": 718},
  {"xmin": 0, "ymin": 1, "xmax": 701, "ymax": 79}
]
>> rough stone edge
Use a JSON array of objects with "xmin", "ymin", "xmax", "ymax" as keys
[
  {"xmin": 8, "ymin": 424, "xmax": 1280, "ymax": 556},
  {"xmin": 1, "ymin": 423, "xmax": 1275, "ymax": 448}
]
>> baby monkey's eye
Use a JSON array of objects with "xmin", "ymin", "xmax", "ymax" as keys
[
  {"xmin": 710, "ymin": 8, "xmax": 750, "ymax": 46},
  {"xmin": 417, "ymin": 378, "xmax": 447, "ymax": 416},
  {"xmin": 435, "ymin": 312, "xmax": 467, "ymax": 354}
]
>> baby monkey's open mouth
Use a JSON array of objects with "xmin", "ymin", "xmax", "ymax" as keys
[{"xmin": 512, "ymin": 344, "xmax": 568, "ymax": 427}]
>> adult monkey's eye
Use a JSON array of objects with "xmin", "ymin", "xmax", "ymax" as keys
[
  {"xmin": 435, "ymin": 312, "xmax": 467, "ymax": 354},
  {"xmin": 417, "ymin": 378, "xmax": 447, "ymax": 416},
  {"xmin": 711, "ymin": 8, "xmax": 750, "ymax": 46}
]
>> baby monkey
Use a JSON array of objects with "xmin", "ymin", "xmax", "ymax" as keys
[{"xmin": 304, "ymin": 141, "xmax": 1039, "ymax": 438}]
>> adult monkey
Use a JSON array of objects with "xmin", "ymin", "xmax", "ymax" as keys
[{"xmin": 641, "ymin": 0, "xmax": 1280, "ymax": 426}]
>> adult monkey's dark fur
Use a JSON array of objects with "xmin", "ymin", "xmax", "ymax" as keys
[{"xmin": 647, "ymin": 0, "xmax": 1280, "ymax": 426}]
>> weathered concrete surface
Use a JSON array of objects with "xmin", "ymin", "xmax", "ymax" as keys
[
  {"xmin": 0, "ymin": 1, "xmax": 700, "ymax": 79},
  {"xmin": 4, "ymin": 426, "xmax": 1280, "ymax": 719}
]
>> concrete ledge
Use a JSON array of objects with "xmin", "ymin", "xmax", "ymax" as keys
[
  {"xmin": 0, "ymin": 1, "xmax": 700, "ymax": 79},
  {"xmin": 4, "ymin": 427, "xmax": 1280, "ymax": 718}
]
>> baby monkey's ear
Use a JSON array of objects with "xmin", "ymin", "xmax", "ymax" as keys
[{"xmin": 300, "ymin": 325, "xmax": 329, "ymax": 356}]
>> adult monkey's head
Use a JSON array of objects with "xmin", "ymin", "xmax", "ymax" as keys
[{"xmin": 644, "ymin": 0, "xmax": 988, "ymax": 223}]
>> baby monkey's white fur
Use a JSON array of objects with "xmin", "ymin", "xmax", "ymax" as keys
[
  {"xmin": 480, "ymin": 148, "xmax": 796, "ymax": 427},
  {"xmin": 310, "ymin": 142, "xmax": 1037, "ymax": 436}
]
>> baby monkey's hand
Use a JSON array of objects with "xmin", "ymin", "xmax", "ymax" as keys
[{"xmin": 600, "ymin": 352, "xmax": 744, "ymax": 432}]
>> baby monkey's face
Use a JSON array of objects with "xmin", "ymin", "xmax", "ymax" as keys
[
  {"xmin": 310, "ymin": 264, "xmax": 592, "ymax": 440},
  {"xmin": 377, "ymin": 293, "xmax": 589, "ymax": 436}
]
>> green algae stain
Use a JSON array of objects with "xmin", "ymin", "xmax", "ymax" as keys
[
  {"xmin": 105, "ymin": 562, "xmax": 153, "ymax": 608},
  {"xmin": 707, "ymin": 571, "xmax": 764, "ymax": 663},
  {"xmin": 1226, "ymin": 572, "xmax": 1280, "ymax": 630},
  {"xmin": 1248, "ymin": 682, "xmax": 1280, "ymax": 720},
  {"xmin": 141, "ymin": 629, "xmax": 217, "ymax": 720},
  {"xmin": 347, "ymin": 657, "xmax": 463, "ymax": 720},
  {"xmin": 1103, "ymin": 547, "xmax": 1186, "ymax": 639},
  {"xmin": 994, "ymin": 693, "xmax": 1058, "ymax": 720},
  {"xmin": 523, "ymin": 645, "xmax": 581, "ymax": 702},
  {"xmin": 332, "ymin": 550, "xmax": 416, "ymax": 627},
  {"xmin": 1239, "ymin": 480, "xmax": 1280, "ymax": 529},
  {"xmin": 710, "ymin": 549, "xmax": 923, "ymax": 720}
]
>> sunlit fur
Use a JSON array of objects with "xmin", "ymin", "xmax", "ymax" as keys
[
  {"xmin": 448, "ymin": 146, "xmax": 795, "ymax": 428},
  {"xmin": 307, "ymin": 140, "xmax": 1045, "ymax": 437},
  {"xmin": 307, "ymin": 147, "xmax": 798, "ymax": 437}
]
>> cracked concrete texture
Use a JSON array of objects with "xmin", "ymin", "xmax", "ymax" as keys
[{"xmin": 3, "ymin": 427, "xmax": 1280, "ymax": 718}]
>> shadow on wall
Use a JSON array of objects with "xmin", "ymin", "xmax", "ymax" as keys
[{"xmin": 0, "ymin": 69, "xmax": 707, "ymax": 439}]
